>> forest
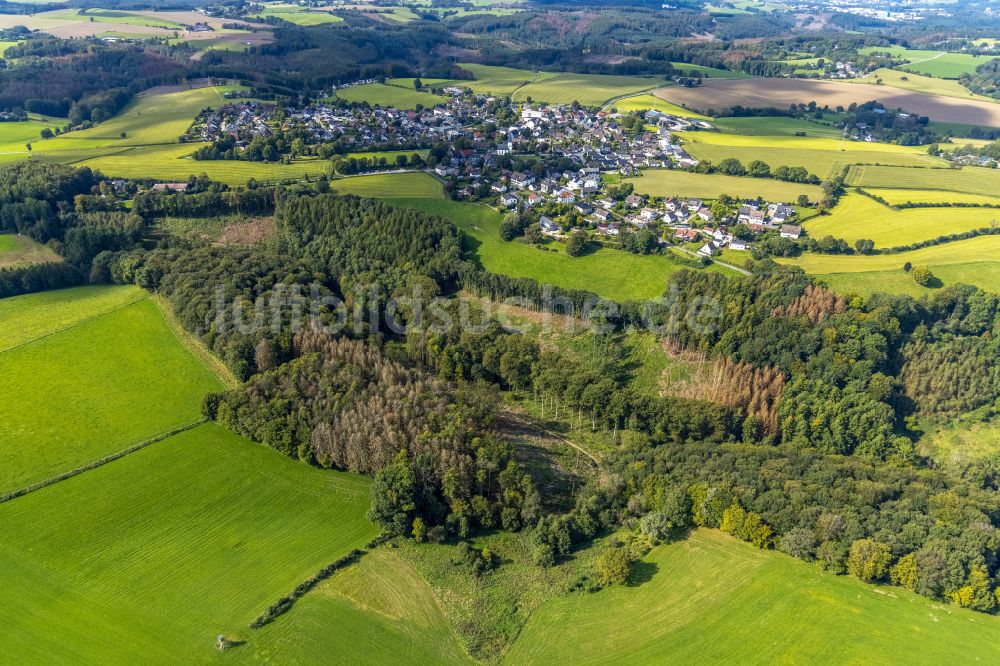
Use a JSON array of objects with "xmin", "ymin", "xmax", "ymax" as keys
[{"xmin": 3, "ymin": 145, "xmax": 1000, "ymax": 614}]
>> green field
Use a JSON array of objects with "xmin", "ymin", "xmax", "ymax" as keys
[
  {"xmin": 0, "ymin": 233, "xmax": 61, "ymax": 268},
  {"xmin": 781, "ymin": 235, "xmax": 1000, "ymax": 295},
  {"xmin": 334, "ymin": 83, "xmax": 446, "ymax": 108},
  {"xmin": 255, "ymin": 6, "xmax": 343, "ymax": 25},
  {"xmin": 512, "ymin": 72, "xmax": 659, "ymax": 107},
  {"xmin": 41, "ymin": 8, "xmax": 187, "ymax": 29},
  {"xmin": 458, "ymin": 63, "xmax": 552, "ymax": 96},
  {"xmin": 611, "ymin": 93, "xmax": 711, "ymax": 119},
  {"xmin": 0, "ymin": 39, "xmax": 20, "ymax": 55},
  {"xmin": 854, "ymin": 68, "xmax": 992, "ymax": 101},
  {"xmin": 710, "ymin": 116, "xmax": 845, "ymax": 139},
  {"xmin": 0, "ymin": 422, "xmax": 376, "ymax": 662},
  {"xmin": 0, "ymin": 288, "xmax": 224, "ymax": 494},
  {"xmin": 0, "ymin": 119, "xmax": 61, "ymax": 163},
  {"xmin": 507, "ymin": 529, "xmax": 1000, "ymax": 664},
  {"xmin": 679, "ymin": 131, "xmax": 946, "ymax": 178},
  {"xmin": 629, "ymin": 169, "xmax": 822, "ymax": 201},
  {"xmin": 331, "ymin": 171, "xmax": 444, "ymax": 199},
  {"xmin": 244, "ymin": 549, "xmax": 471, "ymax": 663},
  {"xmin": 860, "ymin": 46, "xmax": 999, "ymax": 79},
  {"xmin": 803, "ymin": 193, "xmax": 1000, "ymax": 247},
  {"xmin": 669, "ymin": 62, "xmax": 751, "ymax": 79},
  {"xmin": 847, "ymin": 165, "xmax": 1000, "ymax": 196},
  {"xmin": 865, "ymin": 187, "xmax": 1000, "ymax": 206}
]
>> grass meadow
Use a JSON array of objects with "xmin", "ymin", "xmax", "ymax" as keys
[
  {"xmin": 669, "ymin": 62, "xmax": 751, "ymax": 79},
  {"xmin": 629, "ymin": 169, "xmax": 823, "ymax": 201},
  {"xmin": 0, "ymin": 290, "xmax": 224, "ymax": 494},
  {"xmin": 506, "ymin": 530, "xmax": 1000, "ymax": 665},
  {"xmin": 803, "ymin": 193, "xmax": 1000, "ymax": 247},
  {"xmin": 0, "ymin": 234, "xmax": 61, "ymax": 268},
  {"xmin": 859, "ymin": 46, "xmax": 998, "ymax": 79},
  {"xmin": 864, "ymin": 188, "xmax": 1000, "ymax": 206},
  {"xmin": 458, "ymin": 63, "xmax": 553, "ymax": 96},
  {"xmin": 512, "ymin": 72, "xmax": 659, "ymax": 107},
  {"xmin": 710, "ymin": 115, "xmax": 845, "ymax": 138},
  {"xmin": 678, "ymin": 131, "xmax": 944, "ymax": 178},
  {"xmin": 334, "ymin": 83, "xmax": 446, "ymax": 109},
  {"xmin": 244, "ymin": 549, "xmax": 471, "ymax": 664},
  {"xmin": 847, "ymin": 165, "xmax": 1000, "ymax": 196},
  {"xmin": 254, "ymin": 6, "xmax": 343, "ymax": 25},
  {"xmin": 0, "ymin": 423, "xmax": 375, "ymax": 662},
  {"xmin": 855, "ymin": 68, "xmax": 993, "ymax": 101},
  {"xmin": 611, "ymin": 93, "xmax": 711, "ymax": 118},
  {"xmin": 782, "ymin": 235, "xmax": 1000, "ymax": 296}
]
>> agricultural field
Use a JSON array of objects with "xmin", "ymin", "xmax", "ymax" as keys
[
  {"xmin": 710, "ymin": 115, "xmax": 845, "ymax": 139},
  {"xmin": 860, "ymin": 45, "xmax": 998, "ymax": 79},
  {"xmin": 669, "ymin": 62, "xmax": 751, "ymax": 79},
  {"xmin": 512, "ymin": 72, "xmax": 660, "ymax": 107},
  {"xmin": 864, "ymin": 188, "xmax": 1000, "ymax": 206},
  {"xmin": 331, "ymin": 171, "xmax": 444, "ymax": 199},
  {"xmin": 43, "ymin": 8, "xmax": 187, "ymax": 29},
  {"xmin": 611, "ymin": 93, "xmax": 711, "ymax": 119},
  {"xmin": 0, "ymin": 288, "xmax": 224, "ymax": 494},
  {"xmin": 507, "ymin": 530, "xmax": 1000, "ymax": 665},
  {"xmin": 677, "ymin": 131, "xmax": 944, "ymax": 178},
  {"xmin": 846, "ymin": 166, "xmax": 1000, "ymax": 196},
  {"xmin": 243, "ymin": 549, "xmax": 471, "ymax": 664},
  {"xmin": 802, "ymin": 193, "xmax": 1000, "ymax": 247},
  {"xmin": 0, "ymin": 39, "xmax": 20, "ymax": 55},
  {"xmin": 457, "ymin": 63, "xmax": 555, "ymax": 96},
  {"xmin": 0, "ymin": 119, "xmax": 61, "ymax": 164},
  {"xmin": 0, "ymin": 423, "xmax": 376, "ymax": 662},
  {"xmin": 853, "ymin": 68, "xmax": 992, "ymax": 102},
  {"xmin": 781, "ymin": 235, "xmax": 1000, "ymax": 295},
  {"xmin": 656, "ymin": 78, "xmax": 1000, "ymax": 127},
  {"xmin": 0, "ymin": 11, "xmax": 170, "ymax": 38},
  {"xmin": 0, "ymin": 234, "xmax": 61, "ymax": 268},
  {"xmin": 629, "ymin": 169, "xmax": 823, "ymax": 201},
  {"xmin": 847, "ymin": 164, "xmax": 1000, "ymax": 196},
  {"xmin": 333, "ymin": 83, "xmax": 446, "ymax": 108},
  {"xmin": 254, "ymin": 4, "xmax": 343, "ymax": 25}
]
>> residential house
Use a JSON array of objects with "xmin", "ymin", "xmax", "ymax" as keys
[{"xmin": 780, "ymin": 224, "xmax": 802, "ymax": 239}]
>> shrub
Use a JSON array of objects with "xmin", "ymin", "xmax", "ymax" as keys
[{"xmin": 594, "ymin": 544, "xmax": 633, "ymax": 586}]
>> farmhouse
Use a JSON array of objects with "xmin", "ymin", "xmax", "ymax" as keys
[{"xmin": 780, "ymin": 224, "xmax": 802, "ymax": 239}]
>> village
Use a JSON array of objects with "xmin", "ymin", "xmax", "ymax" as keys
[{"xmin": 189, "ymin": 87, "xmax": 803, "ymax": 256}]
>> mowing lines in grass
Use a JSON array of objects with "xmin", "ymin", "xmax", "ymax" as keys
[
  {"xmin": 0, "ymin": 423, "xmax": 376, "ymax": 662},
  {"xmin": 0, "ymin": 292, "xmax": 224, "ymax": 494},
  {"xmin": 507, "ymin": 529, "xmax": 1000, "ymax": 665},
  {"xmin": 847, "ymin": 164, "xmax": 1000, "ymax": 197},
  {"xmin": 803, "ymin": 193, "xmax": 1000, "ymax": 247}
]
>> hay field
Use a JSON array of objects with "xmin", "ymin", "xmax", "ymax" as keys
[{"xmin": 629, "ymin": 169, "xmax": 822, "ymax": 201}]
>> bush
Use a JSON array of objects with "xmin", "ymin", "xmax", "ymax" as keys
[
  {"xmin": 594, "ymin": 544, "xmax": 633, "ymax": 586},
  {"xmin": 911, "ymin": 265, "xmax": 934, "ymax": 286}
]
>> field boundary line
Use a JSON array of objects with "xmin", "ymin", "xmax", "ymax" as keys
[
  {"xmin": 0, "ymin": 419, "xmax": 206, "ymax": 504},
  {"xmin": 151, "ymin": 293, "xmax": 240, "ymax": 389},
  {"xmin": 0, "ymin": 294, "xmax": 149, "ymax": 355}
]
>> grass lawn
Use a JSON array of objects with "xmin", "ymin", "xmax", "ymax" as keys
[
  {"xmin": 513, "ymin": 72, "xmax": 659, "ymax": 107},
  {"xmin": 611, "ymin": 93, "xmax": 711, "ymax": 119},
  {"xmin": 678, "ymin": 131, "xmax": 944, "ymax": 179},
  {"xmin": 334, "ymin": 83, "xmax": 445, "ymax": 108},
  {"xmin": 242, "ymin": 549, "xmax": 471, "ymax": 664},
  {"xmin": 0, "ymin": 234, "xmax": 61, "ymax": 268},
  {"xmin": 629, "ymin": 169, "xmax": 822, "ymax": 202},
  {"xmin": 847, "ymin": 165, "xmax": 1000, "ymax": 196},
  {"xmin": 506, "ymin": 529, "xmax": 1000, "ymax": 665},
  {"xmin": 0, "ymin": 291, "xmax": 224, "ymax": 494},
  {"xmin": 802, "ymin": 193, "xmax": 1000, "ymax": 247},
  {"xmin": 0, "ymin": 422, "xmax": 376, "ymax": 662},
  {"xmin": 864, "ymin": 187, "xmax": 1000, "ymax": 206}
]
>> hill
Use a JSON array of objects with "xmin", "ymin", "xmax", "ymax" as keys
[{"xmin": 507, "ymin": 530, "xmax": 1000, "ymax": 665}]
